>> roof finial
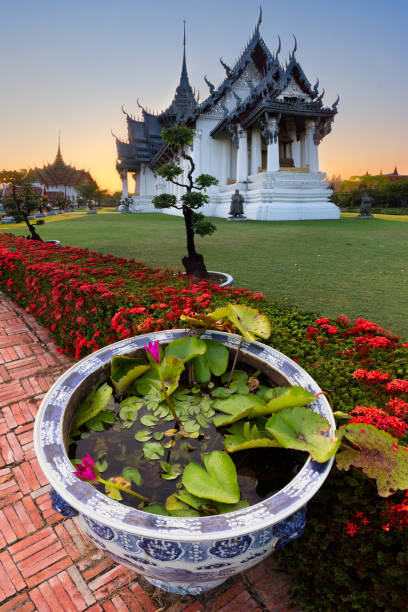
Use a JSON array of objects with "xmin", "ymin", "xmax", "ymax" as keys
[
  {"xmin": 275, "ymin": 35, "xmax": 281, "ymax": 58},
  {"xmin": 290, "ymin": 34, "xmax": 297, "ymax": 58},
  {"xmin": 58, "ymin": 129, "xmax": 61, "ymax": 153},
  {"xmin": 256, "ymin": 6, "xmax": 262, "ymax": 32}
]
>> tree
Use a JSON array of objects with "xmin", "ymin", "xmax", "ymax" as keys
[
  {"xmin": 76, "ymin": 183, "xmax": 101, "ymax": 210},
  {"xmin": 152, "ymin": 126, "xmax": 218, "ymax": 278},
  {"xmin": 0, "ymin": 169, "xmax": 43, "ymax": 240}
]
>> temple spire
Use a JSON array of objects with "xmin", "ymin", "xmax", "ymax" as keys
[
  {"xmin": 55, "ymin": 130, "xmax": 64, "ymax": 164},
  {"xmin": 180, "ymin": 20, "xmax": 189, "ymax": 89}
]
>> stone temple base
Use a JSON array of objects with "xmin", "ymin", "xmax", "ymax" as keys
[
  {"xmin": 124, "ymin": 171, "xmax": 340, "ymax": 221},
  {"xmin": 202, "ymin": 171, "xmax": 339, "ymax": 221}
]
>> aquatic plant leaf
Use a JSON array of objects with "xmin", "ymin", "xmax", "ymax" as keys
[
  {"xmin": 95, "ymin": 459, "xmax": 108, "ymax": 472},
  {"xmin": 212, "ymin": 394, "xmax": 267, "ymax": 427},
  {"xmin": 71, "ymin": 383, "xmax": 112, "ymax": 430},
  {"xmin": 215, "ymin": 499, "xmax": 250, "ymax": 514},
  {"xmin": 182, "ymin": 450, "xmax": 240, "ymax": 504},
  {"xmin": 140, "ymin": 414, "xmax": 158, "ymax": 427},
  {"xmin": 134, "ymin": 430, "xmax": 152, "ymax": 442},
  {"xmin": 105, "ymin": 483, "xmax": 122, "ymax": 500},
  {"xmin": 86, "ymin": 410, "xmax": 115, "ymax": 431},
  {"xmin": 176, "ymin": 489, "xmax": 209, "ymax": 510},
  {"xmin": 266, "ymin": 406, "xmax": 341, "ymax": 462},
  {"xmin": 224, "ymin": 421, "xmax": 279, "ymax": 453},
  {"xmin": 122, "ymin": 467, "xmax": 143, "ymax": 486},
  {"xmin": 227, "ymin": 304, "xmax": 271, "ymax": 342},
  {"xmin": 154, "ymin": 431, "xmax": 164, "ymax": 440},
  {"xmin": 134, "ymin": 356, "xmax": 184, "ymax": 397},
  {"xmin": 143, "ymin": 441, "xmax": 165, "ymax": 460},
  {"xmin": 192, "ymin": 352, "xmax": 211, "ymax": 383},
  {"xmin": 142, "ymin": 504, "xmax": 169, "ymax": 516},
  {"xmin": 204, "ymin": 340, "xmax": 229, "ymax": 376},
  {"xmin": 250, "ymin": 386, "xmax": 317, "ymax": 417},
  {"xmin": 165, "ymin": 494, "xmax": 200, "ymax": 516},
  {"xmin": 164, "ymin": 336, "xmax": 207, "ymax": 363},
  {"xmin": 336, "ymin": 423, "xmax": 408, "ymax": 497},
  {"xmin": 110, "ymin": 356, "xmax": 150, "ymax": 394},
  {"xmin": 160, "ymin": 462, "xmax": 182, "ymax": 480},
  {"xmin": 221, "ymin": 369, "xmax": 248, "ymax": 384},
  {"xmin": 119, "ymin": 397, "xmax": 145, "ymax": 421},
  {"xmin": 183, "ymin": 419, "xmax": 200, "ymax": 433}
]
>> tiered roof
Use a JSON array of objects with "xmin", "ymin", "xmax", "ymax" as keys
[
  {"xmin": 34, "ymin": 146, "xmax": 95, "ymax": 188},
  {"xmin": 116, "ymin": 10, "xmax": 339, "ymax": 174}
]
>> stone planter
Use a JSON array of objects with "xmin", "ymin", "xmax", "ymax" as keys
[
  {"xmin": 34, "ymin": 330, "xmax": 335, "ymax": 595},
  {"xmin": 207, "ymin": 271, "xmax": 233, "ymax": 287},
  {"xmin": 45, "ymin": 240, "xmax": 61, "ymax": 246}
]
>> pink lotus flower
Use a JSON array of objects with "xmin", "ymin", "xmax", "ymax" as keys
[
  {"xmin": 73, "ymin": 454, "xmax": 98, "ymax": 481},
  {"xmin": 145, "ymin": 340, "xmax": 160, "ymax": 363}
]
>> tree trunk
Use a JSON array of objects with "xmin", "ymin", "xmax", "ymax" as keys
[
  {"xmin": 24, "ymin": 217, "xmax": 43, "ymax": 241},
  {"xmin": 182, "ymin": 205, "xmax": 208, "ymax": 278}
]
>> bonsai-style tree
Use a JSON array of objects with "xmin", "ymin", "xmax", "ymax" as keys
[
  {"xmin": 0, "ymin": 169, "xmax": 43, "ymax": 241},
  {"xmin": 152, "ymin": 126, "xmax": 218, "ymax": 278}
]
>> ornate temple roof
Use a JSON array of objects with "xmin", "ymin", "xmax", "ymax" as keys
[
  {"xmin": 116, "ymin": 10, "xmax": 339, "ymax": 174},
  {"xmin": 116, "ymin": 23, "xmax": 198, "ymax": 174},
  {"xmin": 34, "ymin": 145, "xmax": 96, "ymax": 188}
]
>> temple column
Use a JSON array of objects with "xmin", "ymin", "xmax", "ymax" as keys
[
  {"xmin": 305, "ymin": 120, "xmax": 319, "ymax": 172},
  {"xmin": 266, "ymin": 117, "xmax": 279, "ymax": 172},
  {"xmin": 192, "ymin": 129, "xmax": 202, "ymax": 177},
  {"xmin": 287, "ymin": 119, "xmax": 300, "ymax": 168},
  {"xmin": 132, "ymin": 173, "xmax": 139, "ymax": 195},
  {"xmin": 236, "ymin": 127, "xmax": 248, "ymax": 182},
  {"xmin": 250, "ymin": 128, "xmax": 262, "ymax": 174},
  {"xmin": 121, "ymin": 170, "xmax": 128, "ymax": 198}
]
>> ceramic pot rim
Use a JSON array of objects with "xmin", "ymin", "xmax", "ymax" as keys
[{"xmin": 34, "ymin": 330, "xmax": 335, "ymax": 542}]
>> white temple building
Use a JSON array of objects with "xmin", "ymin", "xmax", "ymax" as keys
[{"xmin": 115, "ymin": 12, "xmax": 340, "ymax": 221}]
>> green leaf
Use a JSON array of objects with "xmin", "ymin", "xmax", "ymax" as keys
[
  {"xmin": 215, "ymin": 499, "xmax": 250, "ymax": 514},
  {"xmin": 182, "ymin": 450, "xmax": 240, "ymax": 504},
  {"xmin": 183, "ymin": 419, "xmax": 200, "ymax": 433},
  {"xmin": 134, "ymin": 430, "xmax": 152, "ymax": 442},
  {"xmin": 175, "ymin": 489, "xmax": 209, "ymax": 510},
  {"xmin": 227, "ymin": 304, "xmax": 271, "ymax": 342},
  {"xmin": 154, "ymin": 431, "xmax": 164, "ymax": 441},
  {"xmin": 140, "ymin": 414, "xmax": 158, "ymax": 427},
  {"xmin": 204, "ymin": 340, "xmax": 229, "ymax": 376},
  {"xmin": 122, "ymin": 467, "xmax": 143, "ymax": 486},
  {"xmin": 143, "ymin": 442, "xmax": 165, "ymax": 460},
  {"xmin": 86, "ymin": 410, "xmax": 115, "ymax": 431},
  {"xmin": 192, "ymin": 352, "xmax": 211, "ymax": 383},
  {"xmin": 71, "ymin": 383, "xmax": 112, "ymax": 430},
  {"xmin": 224, "ymin": 421, "xmax": 279, "ymax": 453},
  {"xmin": 95, "ymin": 459, "xmax": 108, "ymax": 472},
  {"xmin": 212, "ymin": 394, "xmax": 267, "ymax": 427},
  {"xmin": 249, "ymin": 386, "xmax": 317, "ymax": 417},
  {"xmin": 134, "ymin": 356, "xmax": 184, "ymax": 397},
  {"xmin": 104, "ymin": 482, "xmax": 122, "ymax": 500},
  {"xmin": 119, "ymin": 397, "xmax": 145, "ymax": 421},
  {"xmin": 110, "ymin": 356, "xmax": 150, "ymax": 394},
  {"xmin": 142, "ymin": 504, "xmax": 169, "ymax": 516},
  {"xmin": 221, "ymin": 370, "xmax": 248, "ymax": 384},
  {"xmin": 160, "ymin": 462, "xmax": 182, "ymax": 480},
  {"xmin": 336, "ymin": 423, "xmax": 408, "ymax": 497},
  {"xmin": 266, "ymin": 406, "xmax": 341, "ymax": 462},
  {"xmin": 165, "ymin": 337, "xmax": 207, "ymax": 363}
]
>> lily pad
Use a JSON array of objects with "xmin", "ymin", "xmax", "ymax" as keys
[
  {"xmin": 143, "ymin": 441, "xmax": 165, "ymax": 460},
  {"xmin": 193, "ymin": 340, "xmax": 229, "ymax": 383},
  {"xmin": 110, "ymin": 356, "xmax": 150, "ymax": 394},
  {"xmin": 142, "ymin": 504, "xmax": 169, "ymax": 516},
  {"xmin": 224, "ymin": 421, "xmax": 279, "ymax": 453},
  {"xmin": 165, "ymin": 493, "xmax": 200, "ymax": 517},
  {"xmin": 215, "ymin": 499, "xmax": 250, "ymax": 514},
  {"xmin": 226, "ymin": 304, "xmax": 271, "ymax": 342},
  {"xmin": 134, "ymin": 430, "xmax": 152, "ymax": 442},
  {"xmin": 122, "ymin": 467, "xmax": 143, "ymax": 486},
  {"xmin": 336, "ymin": 423, "xmax": 408, "ymax": 497},
  {"xmin": 266, "ymin": 406, "xmax": 341, "ymax": 462},
  {"xmin": 182, "ymin": 450, "xmax": 240, "ymax": 504},
  {"xmin": 119, "ymin": 397, "xmax": 145, "ymax": 421},
  {"xmin": 165, "ymin": 336, "xmax": 207, "ymax": 363},
  {"xmin": 249, "ymin": 386, "xmax": 317, "ymax": 417},
  {"xmin": 212, "ymin": 394, "xmax": 267, "ymax": 427},
  {"xmin": 71, "ymin": 383, "xmax": 112, "ymax": 430}
]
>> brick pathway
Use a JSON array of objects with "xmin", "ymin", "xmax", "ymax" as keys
[{"xmin": 0, "ymin": 294, "xmax": 300, "ymax": 612}]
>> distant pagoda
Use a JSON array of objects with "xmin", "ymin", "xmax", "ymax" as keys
[
  {"xmin": 34, "ymin": 140, "xmax": 96, "ymax": 204},
  {"xmin": 115, "ymin": 10, "xmax": 340, "ymax": 220}
]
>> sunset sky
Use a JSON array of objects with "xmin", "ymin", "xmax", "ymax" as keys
[{"xmin": 1, "ymin": 0, "xmax": 407, "ymax": 192}]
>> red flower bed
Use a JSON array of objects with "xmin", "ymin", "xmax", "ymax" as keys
[{"xmin": 0, "ymin": 235, "xmax": 262, "ymax": 359}]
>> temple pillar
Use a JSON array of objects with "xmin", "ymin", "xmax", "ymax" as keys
[
  {"xmin": 250, "ymin": 128, "xmax": 262, "ymax": 174},
  {"xmin": 121, "ymin": 170, "xmax": 128, "ymax": 198},
  {"xmin": 305, "ymin": 120, "xmax": 319, "ymax": 172},
  {"xmin": 236, "ymin": 127, "xmax": 248, "ymax": 182},
  {"xmin": 287, "ymin": 119, "xmax": 300, "ymax": 168},
  {"xmin": 192, "ymin": 129, "xmax": 202, "ymax": 176},
  {"xmin": 132, "ymin": 173, "xmax": 139, "ymax": 195},
  {"xmin": 266, "ymin": 117, "xmax": 279, "ymax": 172}
]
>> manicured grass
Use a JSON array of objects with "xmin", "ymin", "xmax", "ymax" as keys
[{"xmin": 3, "ymin": 212, "xmax": 407, "ymax": 337}]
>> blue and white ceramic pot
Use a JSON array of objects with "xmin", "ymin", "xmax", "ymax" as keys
[{"xmin": 34, "ymin": 330, "xmax": 335, "ymax": 595}]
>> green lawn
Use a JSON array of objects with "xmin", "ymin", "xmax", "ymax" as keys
[{"xmin": 3, "ymin": 212, "xmax": 407, "ymax": 338}]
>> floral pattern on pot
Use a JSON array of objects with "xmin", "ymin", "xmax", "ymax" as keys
[{"xmin": 35, "ymin": 330, "xmax": 335, "ymax": 593}]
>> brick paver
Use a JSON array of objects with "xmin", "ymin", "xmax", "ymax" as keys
[{"xmin": 0, "ymin": 294, "xmax": 300, "ymax": 611}]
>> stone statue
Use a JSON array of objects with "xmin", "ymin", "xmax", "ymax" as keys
[
  {"xmin": 358, "ymin": 192, "xmax": 374, "ymax": 219},
  {"xmin": 229, "ymin": 189, "xmax": 246, "ymax": 219}
]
